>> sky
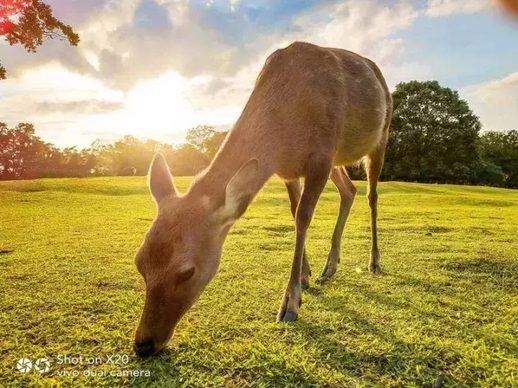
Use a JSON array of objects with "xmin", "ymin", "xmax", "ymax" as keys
[{"xmin": 0, "ymin": 0, "xmax": 517, "ymax": 148}]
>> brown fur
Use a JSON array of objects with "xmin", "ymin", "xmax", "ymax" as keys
[{"xmin": 133, "ymin": 42, "xmax": 392, "ymax": 357}]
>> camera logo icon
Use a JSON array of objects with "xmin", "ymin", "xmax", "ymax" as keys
[
  {"xmin": 16, "ymin": 358, "xmax": 32, "ymax": 373},
  {"xmin": 34, "ymin": 358, "xmax": 51, "ymax": 373},
  {"xmin": 16, "ymin": 357, "xmax": 51, "ymax": 373}
]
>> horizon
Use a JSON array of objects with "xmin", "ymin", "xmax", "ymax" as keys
[{"xmin": 1, "ymin": 0, "xmax": 517, "ymax": 149}]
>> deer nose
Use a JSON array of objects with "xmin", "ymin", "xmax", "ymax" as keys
[{"xmin": 134, "ymin": 340, "xmax": 155, "ymax": 358}]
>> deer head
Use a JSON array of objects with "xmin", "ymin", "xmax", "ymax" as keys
[{"xmin": 133, "ymin": 153, "xmax": 258, "ymax": 357}]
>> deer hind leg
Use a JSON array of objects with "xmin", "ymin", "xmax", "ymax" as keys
[
  {"xmin": 318, "ymin": 167, "xmax": 356, "ymax": 283},
  {"xmin": 365, "ymin": 146, "xmax": 386, "ymax": 274},
  {"xmin": 285, "ymin": 179, "xmax": 311, "ymax": 290},
  {"xmin": 277, "ymin": 156, "xmax": 332, "ymax": 322}
]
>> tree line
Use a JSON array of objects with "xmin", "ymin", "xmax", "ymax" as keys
[{"xmin": 1, "ymin": 81, "xmax": 517, "ymax": 188}]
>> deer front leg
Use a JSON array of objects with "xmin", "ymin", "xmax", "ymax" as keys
[{"xmin": 277, "ymin": 158, "xmax": 331, "ymax": 322}]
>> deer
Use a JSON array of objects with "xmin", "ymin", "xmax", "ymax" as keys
[{"xmin": 133, "ymin": 41, "xmax": 392, "ymax": 357}]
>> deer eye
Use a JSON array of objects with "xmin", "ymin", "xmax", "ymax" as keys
[{"xmin": 175, "ymin": 266, "xmax": 195, "ymax": 284}]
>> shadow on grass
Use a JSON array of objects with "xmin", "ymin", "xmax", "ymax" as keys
[
  {"xmin": 132, "ymin": 350, "xmax": 183, "ymax": 386},
  {"xmin": 442, "ymin": 255, "xmax": 518, "ymax": 290},
  {"xmin": 288, "ymin": 267, "xmax": 504, "ymax": 384},
  {"xmin": 132, "ymin": 347, "xmax": 323, "ymax": 387},
  {"xmin": 128, "ymin": 256, "xmax": 514, "ymax": 386},
  {"xmin": 289, "ymin": 310, "xmax": 454, "ymax": 386}
]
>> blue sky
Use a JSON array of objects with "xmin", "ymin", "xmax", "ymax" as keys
[
  {"xmin": 0, "ymin": 0, "xmax": 516, "ymax": 147},
  {"xmin": 398, "ymin": 9, "xmax": 518, "ymax": 88}
]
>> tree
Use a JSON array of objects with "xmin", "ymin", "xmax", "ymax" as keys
[
  {"xmin": 186, "ymin": 125, "xmax": 218, "ymax": 154},
  {"xmin": 0, "ymin": 122, "xmax": 98, "ymax": 179},
  {"xmin": 186, "ymin": 125, "xmax": 228, "ymax": 160},
  {"xmin": 0, "ymin": 122, "xmax": 52, "ymax": 179},
  {"xmin": 205, "ymin": 130, "xmax": 227, "ymax": 159},
  {"xmin": 384, "ymin": 81, "xmax": 482, "ymax": 183},
  {"xmin": 479, "ymin": 130, "xmax": 518, "ymax": 188},
  {"xmin": 0, "ymin": 0, "xmax": 79, "ymax": 79},
  {"xmin": 170, "ymin": 144, "xmax": 209, "ymax": 175}
]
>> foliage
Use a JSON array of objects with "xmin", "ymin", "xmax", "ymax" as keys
[
  {"xmin": 0, "ymin": 0, "xmax": 79, "ymax": 79},
  {"xmin": 384, "ymin": 81, "xmax": 482, "ymax": 184},
  {"xmin": 0, "ymin": 122, "xmax": 94, "ymax": 178},
  {"xmin": 472, "ymin": 159, "xmax": 506, "ymax": 187},
  {"xmin": 0, "ymin": 123, "xmax": 229, "ymax": 179},
  {"xmin": 1, "ymin": 81, "xmax": 516, "ymax": 187},
  {"xmin": 169, "ymin": 143, "xmax": 209, "ymax": 175},
  {"xmin": 95, "ymin": 135, "xmax": 173, "ymax": 176},
  {"xmin": 204, "ymin": 131, "xmax": 227, "ymax": 159},
  {"xmin": 478, "ymin": 130, "xmax": 518, "ymax": 188},
  {"xmin": 185, "ymin": 125, "xmax": 216, "ymax": 153},
  {"xmin": 185, "ymin": 125, "xmax": 227, "ymax": 159},
  {"xmin": 0, "ymin": 178, "xmax": 517, "ymax": 386},
  {"xmin": 0, "ymin": 122, "xmax": 43, "ymax": 179}
]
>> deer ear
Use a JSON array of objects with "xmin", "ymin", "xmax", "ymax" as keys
[
  {"xmin": 148, "ymin": 153, "xmax": 176, "ymax": 205},
  {"xmin": 223, "ymin": 158, "xmax": 259, "ymax": 222}
]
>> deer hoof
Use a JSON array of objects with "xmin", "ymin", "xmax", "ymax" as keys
[
  {"xmin": 277, "ymin": 310, "xmax": 298, "ymax": 322},
  {"xmin": 301, "ymin": 277, "xmax": 310, "ymax": 291},
  {"xmin": 369, "ymin": 263, "xmax": 382, "ymax": 274},
  {"xmin": 316, "ymin": 275, "xmax": 330, "ymax": 284},
  {"xmin": 317, "ymin": 263, "xmax": 337, "ymax": 283}
]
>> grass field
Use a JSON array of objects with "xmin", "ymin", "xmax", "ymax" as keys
[{"xmin": 0, "ymin": 177, "xmax": 517, "ymax": 387}]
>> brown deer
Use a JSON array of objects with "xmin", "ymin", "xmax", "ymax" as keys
[{"xmin": 133, "ymin": 41, "xmax": 392, "ymax": 357}]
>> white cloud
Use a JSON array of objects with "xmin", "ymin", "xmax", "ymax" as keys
[
  {"xmin": 461, "ymin": 72, "xmax": 518, "ymax": 130},
  {"xmin": 0, "ymin": 0, "xmax": 442, "ymax": 147},
  {"xmin": 294, "ymin": 1, "xmax": 418, "ymax": 52},
  {"xmin": 426, "ymin": 0, "xmax": 490, "ymax": 17},
  {"xmin": 62, "ymin": 0, "xmax": 271, "ymax": 91},
  {"xmin": 183, "ymin": 0, "xmax": 426, "ymax": 128},
  {"xmin": 230, "ymin": 0, "xmax": 241, "ymax": 12},
  {"xmin": 0, "ymin": 64, "xmax": 124, "ymax": 121},
  {"xmin": 0, "ymin": 64, "xmax": 243, "ymax": 147},
  {"xmin": 288, "ymin": 0, "xmax": 423, "ymax": 87},
  {"xmin": 3, "ymin": 0, "xmax": 423, "ymax": 90}
]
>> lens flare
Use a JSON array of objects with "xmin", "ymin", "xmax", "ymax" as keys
[{"xmin": 494, "ymin": 0, "xmax": 518, "ymax": 16}]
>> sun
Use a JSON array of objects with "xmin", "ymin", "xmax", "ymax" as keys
[{"xmin": 126, "ymin": 72, "xmax": 193, "ymax": 136}]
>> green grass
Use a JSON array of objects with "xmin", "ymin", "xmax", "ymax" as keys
[{"xmin": 0, "ymin": 177, "xmax": 517, "ymax": 387}]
